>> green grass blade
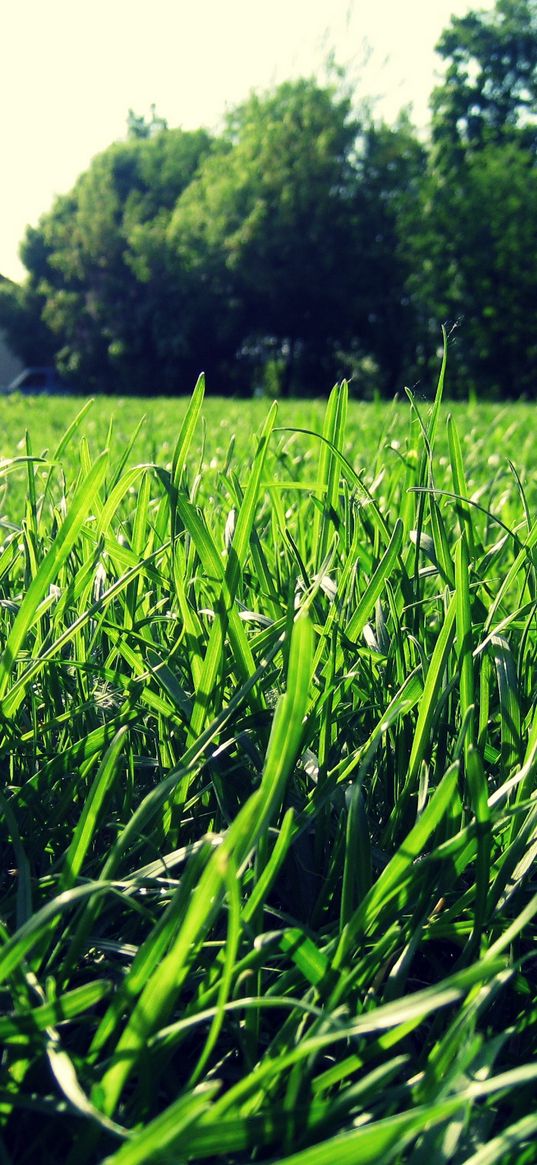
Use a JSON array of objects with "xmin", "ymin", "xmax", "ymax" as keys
[
  {"xmin": 95, "ymin": 610, "xmax": 312, "ymax": 1117},
  {"xmin": 460, "ymin": 1113, "xmax": 537, "ymax": 1165},
  {"xmin": 490, "ymin": 633, "xmax": 522, "ymax": 773},
  {"xmin": 455, "ymin": 534, "xmax": 475, "ymax": 766},
  {"xmin": 387, "ymin": 590, "xmax": 457, "ymax": 833},
  {"xmin": 60, "ymin": 727, "xmax": 128, "ymax": 890},
  {"xmin": 188, "ymin": 401, "xmax": 277, "ymax": 737},
  {"xmin": 447, "ymin": 413, "xmax": 475, "ymax": 555},
  {"xmin": 0, "ymin": 450, "xmax": 109, "ymax": 705},
  {"xmin": 171, "ymin": 372, "xmax": 205, "ymax": 487},
  {"xmin": 333, "ymin": 760, "xmax": 460, "ymax": 972},
  {"xmin": 100, "ymin": 1085, "xmax": 219, "ymax": 1165},
  {"xmin": 0, "ymin": 980, "xmax": 111, "ymax": 1043},
  {"xmin": 343, "ymin": 518, "xmax": 403, "ymax": 646}
]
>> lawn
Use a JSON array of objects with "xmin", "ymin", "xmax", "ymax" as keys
[
  {"xmin": 0, "ymin": 372, "xmax": 536, "ymax": 1163},
  {"xmin": 2, "ymin": 388, "xmax": 537, "ymax": 515}
]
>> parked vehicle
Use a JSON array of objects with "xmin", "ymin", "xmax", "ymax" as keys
[{"xmin": 3, "ymin": 366, "xmax": 72, "ymax": 394}]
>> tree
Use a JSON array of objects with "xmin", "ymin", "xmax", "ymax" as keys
[
  {"xmin": 351, "ymin": 115, "xmax": 428, "ymax": 393},
  {"xmin": 432, "ymin": 0, "xmax": 537, "ymax": 160},
  {"xmin": 409, "ymin": 0, "xmax": 537, "ymax": 397},
  {"xmin": 410, "ymin": 142, "xmax": 537, "ymax": 396},
  {"xmin": 14, "ymin": 125, "xmax": 213, "ymax": 392},
  {"xmin": 0, "ymin": 274, "xmax": 55, "ymax": 369},
  {"xmin": 1, "ymin": 81, "xmax": 431, "ymax": 397},
  {"xmin": 127, "ymin": 104, "xmax": 168, "ymax": 140},
  {"xmin": 165, "ymin": 78, "xmax": 365, "ymax": 394}
]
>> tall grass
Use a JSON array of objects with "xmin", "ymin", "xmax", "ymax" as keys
[{"xmin": 0, "ymin": 367, "xmax": 536, "ymax": 1163}]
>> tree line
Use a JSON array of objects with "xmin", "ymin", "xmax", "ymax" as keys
[{"xmin": 1, "ymin": 0, "xmax": 536, "ymax": 398}]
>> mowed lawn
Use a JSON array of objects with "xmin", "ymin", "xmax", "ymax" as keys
[
  {"xmin": 1, "ymin": 379, "xmax": 537, "ymax": 1164},
  {"xmin": 2, "ymin": 389, "xmax": 537, "ymax": 513}
]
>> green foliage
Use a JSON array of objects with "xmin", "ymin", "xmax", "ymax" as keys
[
  {"xmin": 13, "ymin": 127, "xmax": 214, "ymax": 392},
  {"xmin": 413, "ymin": 142, "xmax": 537, "ymax": 396},
  {"xmin": 0, "ymin": 78, "xmax": 430, "ymax": 397},
  {"xmin": 167, "ymin": 79, "xmax": 363, "ymax": 394},
  {"xmin": 432, "ymin": 0, "xmax": 537, "ymax": 157},
  {"xmin": 126, "ymin": 104, "xmax": 168, "ymax": 140},
  {"xmin": 2, "ymin": 0, "xmax": 537, "ymax": 400},
  {"xmin": 0, "ymin": 277, "xmax": 55, "ymax": 367},
  {"xmin": 409, "ymin": 0, "xmax": 537, "ymax": 397},
  {"xmin": 0, "ymin": 380, "xmax": 536, "ymax": 1161},
  {"xmin": 351, "ymin": 115, "xmax": 427, "ymax": 392}
]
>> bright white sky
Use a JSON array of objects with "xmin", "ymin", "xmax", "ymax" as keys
[{"xmin": 1, "ymin": 0, "xmax": 495, "ymax": 282}]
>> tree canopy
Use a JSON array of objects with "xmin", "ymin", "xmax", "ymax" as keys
[
  {"xmin": 1, "ymin": 0, "xmax": 536, "ymax": 398},
  {"xmin": 165, "ymin": 80, "xmax": 366, "ymax": 393},
  {"xmin": 432, "ymin": 0, "xmax": 537, "ymax": 158}
]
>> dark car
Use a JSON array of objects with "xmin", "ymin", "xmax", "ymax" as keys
[{"xmin": 5, "ymin": 366, "xmax": 72, "ymax": 394}]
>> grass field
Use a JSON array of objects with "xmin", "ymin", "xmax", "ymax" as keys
[
  {"xmin": 2, "ymin": 389, "xmax": 537, "ymax": 516},
  {"xmin": 1, "ymin": 369, "xmax": 537, "ymax": 1163}
]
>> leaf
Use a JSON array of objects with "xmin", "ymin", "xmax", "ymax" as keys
[{"xmin": 0, "ymin": 450, "xmax": 109, "ymax": 707}]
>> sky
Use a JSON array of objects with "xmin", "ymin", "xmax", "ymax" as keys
[{"xmin": 1, "ymin": 0, "xmax": 495, "ymax": 283}]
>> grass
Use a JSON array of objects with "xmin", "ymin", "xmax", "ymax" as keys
[{"xmin": 0, "ymin": 366, "xmax": 536, "ymax": 1163}]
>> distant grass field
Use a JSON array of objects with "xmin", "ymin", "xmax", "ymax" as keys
[
  {"xmin": 2, "ymin": 389, "xmax": 537, "ymax": 515},
  {"xmin": 1, "ymin": 374, "xmax": 537, "ymax": 1163}
]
